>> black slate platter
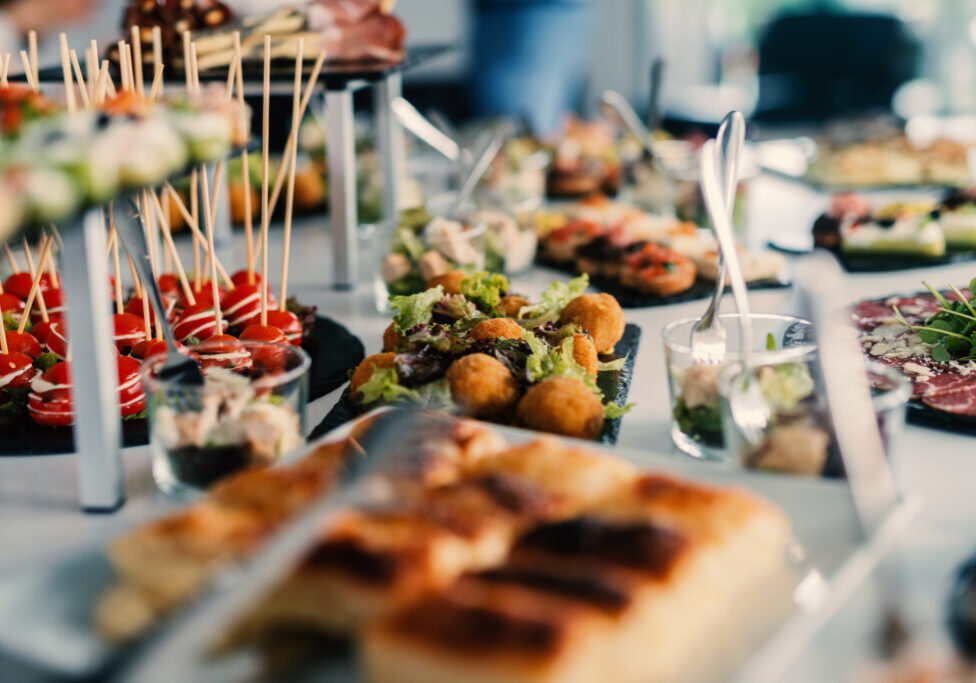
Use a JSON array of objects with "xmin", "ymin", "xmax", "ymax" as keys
[
  {"xmin": 310, "ymin": 323, "xmax": 642, "ymax": 444},
  {"xmin": 767, "ymin": 240, "xmax": 976, "ymax": 273},
  {"xmin": 0, "ymin": 315, "xmax": 364, "ymax": 457},
  {"xmin": 906, "ymin": 402, "xmax": 976, "ymax": 435},
  {"xmin": 536, "ymin": 259, "xmax": 790, "ymax": 309}
]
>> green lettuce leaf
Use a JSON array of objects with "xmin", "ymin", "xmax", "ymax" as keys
[
  {"xmin": 603, "ymin": 402, "xmax": 634, "ymax": 420},
  {"xmin": 356, "ymin": 367, "xmax": 421, "ymax": 405},
  {"xmin": 460, "ymin": 271, "xmax": 509, "ymax": 313},
  {"xmin": 517, "ymin": 274, "xmax": 589, "ymax": 324},
  {"xmin": 389, "ymin": 286, "xmax": 444, "ymax": 333},
  {"xmin": 33, "ymin": 351, "xmax": 59, "ymax": 372}
]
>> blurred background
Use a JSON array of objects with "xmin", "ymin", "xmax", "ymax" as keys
[{"xmin": 4, "ymin": 0, "xmax": 976, "ymax": 136}]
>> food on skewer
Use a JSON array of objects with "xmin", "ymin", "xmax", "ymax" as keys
[{"xmin": 27, "ymin": 361, "xmax": 73, "ymax": 426}]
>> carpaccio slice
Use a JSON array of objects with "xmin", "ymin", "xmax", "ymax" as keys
[{"xmin": 922, "ymin": 378, "xmax": 976, "ymax": 415}]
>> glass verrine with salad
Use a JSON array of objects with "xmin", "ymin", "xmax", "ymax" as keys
[
  {"xmin": 662, "ymin": 313, "xmax": 813, "ymax": 459},
  {"xmin": 142, "ymin": 339, "xmax": 310, "ymax": 497}
]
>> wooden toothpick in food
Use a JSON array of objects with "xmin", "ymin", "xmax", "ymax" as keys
[
  {"xmin": 28, "ymin": 30, "xmax": 37, "ymax": 84},
  {"xmin": 69, "ymin": 50, "xmax": 92, "ymax": 109},
  {"xmin": 161, "ymin": 183, "xmax": 231, "ymax": 287},
  {"xmin": 19, "ymin": 52, "xmax": 37, "ymax": 92},
  {"xmin": 233, "ymin": 32, "xmax": 255, "ymax": 283},
  {"xmin": 279, "ymin": 38, "xmax": 303, "ymax": 310},
  {"xmin": 110, "ymin": 223, "xmax": 124, "ymax": 315},
  {"xmin": 59, "ymin": 34, "xmax": 77, "ymax": 112},
  {"xmin": 0, "ymin": 54, "xmax": 10, "ymax": 87},
  {"xmin": 0, "ymin": 296, "xmax": 8, "ymax": 355},
  {"xmin": 117, "ymin": 40, "xmax": 129, "ymax": 92},
  {"xmin": 21, "ymin": 237, "xmax": 35, "ymax": 277},
  {"xmin": 18, "ymin": 237, "xmax": 53, "ymax": 334},
  {"xmin": 131, "ymin": 25, "xmax": 144, "ymax": 97},
  {"xmin": 200, "ymin": 168, "xmax": 223, "ymax": 331},
  {"xmin": 260, "ymin": 34, "xmax": 271, "ymax": 326},
  {"xmin": 182, "ymin": 31, "xmax": 194, "ymax": 92},
  {"xmin": 148, "ymin": 190, "xmax": 195, "ymax": 306},
  {"xmin": 268, "ymin": 50, "xmax": 327, "ymax": 216},
  {"xmin": 3, "ymin": 244, "xmax": 18, "ymax": 273},
  {"xmin": 148, "ymin": 64, "xmax": 165, "ymax": 103}
]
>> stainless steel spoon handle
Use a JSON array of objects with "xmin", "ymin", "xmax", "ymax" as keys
[
  {"xmin": 451, "ymin": 132, "xmax": 503, "ymax": 216},
  {"xmin": 391, "ymin": 97, "xmax": 461, "ymax": 164},
  {"xmin": 599, "ymin": 90, "xmax": 655, "ymax": 160}
]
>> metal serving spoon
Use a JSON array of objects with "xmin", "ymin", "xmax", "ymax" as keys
[
  {"xmin": 599, "ymin": 89, "xmax": 657, "ymax": 162},
  {"xmin": 391, "ymin": 96, "xmax": 462, "ymax": 164},
  {"xmin": 114, "ymin": 203, "xmax": 204, "ymax": 386},
  {"xmin": 700, "ymin": 137, "xmax": 769, "ymax": 445},
  {"xmin": 689, "ymin": 111, "xmax": 745, "ymax": 364},
  {"xmin": 448, "ymin": 131, "xmax": 504, "ymax": 217}
]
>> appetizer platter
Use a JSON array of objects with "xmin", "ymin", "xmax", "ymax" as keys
[
  {"xmin": 807, "ymin": 189, "xmax": 976, "ymax": 272},
  {"xmin": 535, "ymin": 195, "xmax": 789, "ymax": 307},
  {"xmin": 853, "ymin": 279, "xmax": 976, "ymax": 433},
  {"xmin": 0, "ymin": 411, "xmax": 916, "ymax": 681},
  {"xmin": 0, "ymin": 29, "xmax": 365, "ymax": 455},
  {"xmin": 316, "ymin": 272, "xmax": 639, "ymax": 442}
]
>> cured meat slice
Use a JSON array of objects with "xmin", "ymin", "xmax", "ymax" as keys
[
  {"xmin": 852, "ymin": 299, "xmax": 895, "ymax": 331},
  {"xmin": 922, "ymin": 386, "xmax": 976, "ymax": 416},
  {"xmin": 915, "ymin": 373, "xmax": 976, "ymax": 398}
]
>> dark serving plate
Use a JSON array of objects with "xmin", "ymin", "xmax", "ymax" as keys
[
  {"xmin": 536, "ymin": 259, "xmax": 790, "ymax": 309},
  {"xmin": 767, "ymin": 240, "xmax": 976, "ymax": 273},
  {"xmin": 310, "ymin": 323, "xmax": 642, "ymax": 444},
  {"xmin": 906, "ymin": 402, "xmax": 976, "ymax": 435},
  {"xmin": 0, "ymin": 315, "xmax": 364, "ymax": 457}
]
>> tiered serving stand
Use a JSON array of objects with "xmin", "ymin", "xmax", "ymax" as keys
[{"xmin": 27, "ymin": 45, "xmax": 450, "ymax": 511}]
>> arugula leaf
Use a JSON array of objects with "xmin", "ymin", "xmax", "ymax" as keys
[
  {"xmin": 918, "ymin": 319, "xmax": 956, "ymax": 344},
  {"xmin": 460, "ymin": 271, "xmax": 509, "ymax": 313},
  {"xmin": 122, "ymin": 408, "xmax": 148, "ymax": 421},
  {"xmin": 931, "ymin": 344, "xmax": 951, "ymax": 363},
  {"xmin": 389, "ymin": 286, "xmax": 444, "ymax": 333},
  {"xmin": 356, "ymin": 367, "xmax": 421, "ymax": 405},
  {"xmin": 516, "ymin": 274, "xmax": 589, "ymax": 324}
]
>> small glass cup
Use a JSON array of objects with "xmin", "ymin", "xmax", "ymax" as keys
[
  {"xmin": 718, "ymin": 355, "xmax": 910, "ymax": 477},
  {"xmin": 662, "ymin": 313, "xmax": 814, "ymax": 459},
  {"xmin": 142, "ymin": 340, "xmax": 310, "ymax": 497}
]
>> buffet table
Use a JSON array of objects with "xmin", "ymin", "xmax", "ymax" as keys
[{"xmin": 0, "ymin": 172, "xmax": 973, "ymax": 681}]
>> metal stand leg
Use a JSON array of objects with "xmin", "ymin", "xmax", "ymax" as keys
[
  {"xmin": 209, "ymin": 162, "xmax": 233, "ymax": 266},
  {"xmin": 61, "ymin": 207, "xmax": 124, "ymax": 512},
  {"xmin": 375, "ymin": 72, "xmax": 404, "ymax": 222},
  {"xmin": 325, "ymin": 88, "xmax": 358, "ymax": 289}
]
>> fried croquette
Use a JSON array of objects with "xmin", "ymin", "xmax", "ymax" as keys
[
  {"xmin": 350, "ymin": 352, "xmax": 397, "ymax": 398},
  {"xmin": 558, "ymin": 293, "xmax": 625, "ymax": 354},
  {"xmin": 497, "ymin": 295, "xmax": 530, "ymax": 318},
  {"xmin": 446, "ymin": 353, "xmax": 521, "ymax": 420},
  {"xmin": 382, "ymin": 324, "xmax": 402, "ymax": 352},
  {"xmin": 425, "ymin": 269, "xmax": 467, "ymax": 296},
  {"xmin": 516, "ymin": 376, "xmax": 604, "ymax": 439},
  {"xmin": 467, "ymin": 317, "xmax": 525, "ymax": 342},
  {"xmin": 571, "ymin": 333, "xmax": 598, "ymax": 377}
]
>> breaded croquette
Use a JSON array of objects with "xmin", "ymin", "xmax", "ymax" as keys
[
  {"xmin": 571, "ymin": 333, "xmax": 598, "ymax": 377},
  {"xmin": 468, "ymin": 317, "xmax": 525, "ymax": 342},
  {"xmin": 446, "ymin": 353, "xmax": 521, "ymax": 420},
  {"xmin": 497, "ymin": 295, "xmax": 530, "ymax": 318},
  {"xmin": 350, "ymin": 353, "xmax": 397, "ymax": 398},
  {"xmin": 558, "ymin": 293, "xmax": 625, "ymax": 354},
  {"xmin": 426, "ymin": 269, "xmax": 467, "ymax": 296},
  {"xmin": 382, "ymin": 324, "xmax": 402, "ymax": 352},
  {"xmin": 516, "ymin": 376, "xmax": 604, "ymax": 439}
]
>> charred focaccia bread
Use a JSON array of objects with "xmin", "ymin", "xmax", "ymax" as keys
[{"xmin": 362, "ymin": 476, "xmax": 789, "ymax": 683}]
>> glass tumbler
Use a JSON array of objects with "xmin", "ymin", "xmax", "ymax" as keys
[
  {"xmin": 662, "ymin": 313, "xmax": 814, "ymax": 459},
  {"xmin": 142, "ymin": 340, "xmax": 310, "ymax": 497}
]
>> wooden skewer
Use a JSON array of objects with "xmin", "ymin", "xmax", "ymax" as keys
[
  {"xmin": 19, "ymin": 237, "xmax": 53, "ymax": 334},
  {"xmin": 233, "ymin": 33, "xmax": 255, "ymax": 283},
  {"xmin": 190, "ymin": 170, "xmax": 201, "ymax": 291},
  {"xmin": 182, "ymin": 31, "xmax": 193, "ymax": 93},
  {"xmin": 21, "ymin": 237, "xmax": 35, "ymax": 277},
  {"xmin": 93, "ymin": 62, "xmax": 110, "ymax": 106},
  {"xmin": 0, "ymin": 54, "xmax": 10, "ymax": 87},
  {"xmin": 110, "ymin": 223, "xmax": 124, "ymax": 314},
  {"xmin": 200, "ymin": 169, "xmax": 223, "ymax": 331},
  {"xmin": 117, "ymin": 40, "xmax": 129, "ymax": 92},
  {"xmin": 0, "ymin": 296, "xmax": 7, "ymax": 354},
  {"xmin": 162, "ymin": 183, "xmax": 232, "ymax": 287},
  {"xmin": 3, "ymin": 244, "xmax": 19, "ymax": 273},
  {"xmin": 141, "ymin": 285, "xmax": 152, "ymax": 340},
  {"xmin": 190, "ymin": 43, "xmax": 200, "ymax": 95},
  {"xmin": 152, "ymin": 27, "xmax": 163, "ymax": 81},
  {"xmin": 86, "ymin": 42, "xmax": 97, "ymax": 90},
  {"xmin": 103, "ymin": 61, "xmax": 117, "ymax": 98},
  {"xmin": 148, "ymin": 191, "xmax": 196, "ymax": 306},
  {"xmin": 69, "ymin": 50, "xmax": 92, "ymax": 109},
  {"xmin": 123, "ymin": 42, "xmax": 136, "ymax": 95},
  {"xmin": 126, "ymin": 250, "xmax": 142, "ymax": 301},
  {"xmin": 148, "ymin": 64, "xmax": 165, "ymax": 103},
  {"xmin": 268, "ymin": 50, "xmax": 327, "ymax": 217},
  {"xmin": 46, "ymin": 228, "xmax": 59, "ymax": 290},
  {"xmin": 28, "ymin": 30, "xmax": 38, "ymax": 86},
  {"xmin": 225, "ymin": 54, "xmax": 237, "ymax": 97},
  {"xmin": 59, "ymin": 34, "xmax": 77, "ymax": 112},
  {"xmin": 279, "ymin": 39, "xmax": 303, "ymax": 311},
  {"xmin": 161, "ymin": 190, "xmax": 173, "ymax": 274},
  {"xmin": 19, "ymin": 52, "xmax": 37, "ymax": 92},
  {"xmin": 131, "ymin": 25, "xmax": 144, "ymax": 98},
  {"xmin": 260, "ymin": 35, "xmax": 271, "ymax": 326}
]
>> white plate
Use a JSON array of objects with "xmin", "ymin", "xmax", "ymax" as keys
[{"xmin": 0, "ymin": 412, "xmax": 917, "ymax": 682}]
